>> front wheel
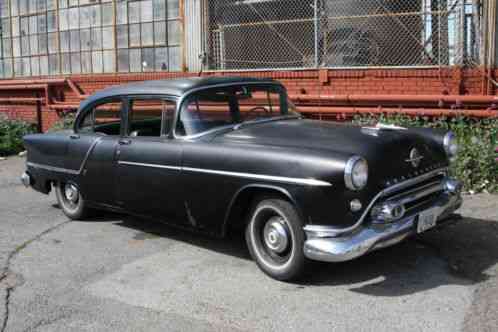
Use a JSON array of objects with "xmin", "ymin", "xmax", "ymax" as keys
[
  {"xmin": 245, "ymin": 197, "xmax": 308, "ymax": 281},
  {"xmin": 54, "ymin": 182, "xmax": 89, "ymax": 220}
]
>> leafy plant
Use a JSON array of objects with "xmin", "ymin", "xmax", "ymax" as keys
[
  {"xmin": 48, "ymin": 113, "xmax": 76, "ymax": 132},
  {"xmin": 0, "ymin": 114, "xmax": 37, "ymax": 157},
  {"xmin": 352, "ymin": 114, "xmax": 498, "ymax": 194}
]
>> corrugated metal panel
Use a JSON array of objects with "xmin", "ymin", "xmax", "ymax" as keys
[{"xmin": 185, "ymin": 0, "xmax": 204, "ymax": 72}]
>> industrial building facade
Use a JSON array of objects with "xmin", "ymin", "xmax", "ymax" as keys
[{"xmin": 0, "ymin": 0, "xmax": 496, "ymax": 131}]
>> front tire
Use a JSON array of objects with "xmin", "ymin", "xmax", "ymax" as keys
[
  {"xmin": 55, "ymin": 182, "xmax": 88, "ymax": 220},
  {"xmin": 245, "ymin": 197, "xmax": 308, "ymax": 281}
]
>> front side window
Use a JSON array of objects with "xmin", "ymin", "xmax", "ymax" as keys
[
  {"xmin": 128, "ymin": 98, "xmax": 175, "ymax": 137},
  {"xmin": 78, "ymin": 99, "xmax": 123, "ymax": 135},
  {"xmin": 177, "ymin": 85, "xmax": 298, "ymax": 137}
]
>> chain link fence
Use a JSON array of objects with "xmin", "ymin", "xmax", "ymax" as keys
[{"xmin": 205, "ymin": 0, "xmax": 482, "ymax": 71}]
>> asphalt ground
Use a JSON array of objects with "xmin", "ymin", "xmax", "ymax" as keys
[{"xmin": 0, "ymin": 156, "xmax": 497, "ymax": 332}]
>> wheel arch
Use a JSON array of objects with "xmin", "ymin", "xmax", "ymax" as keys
[{"xmin": 221, "ymin": 184, "xmax": 304, "ymax": 237}]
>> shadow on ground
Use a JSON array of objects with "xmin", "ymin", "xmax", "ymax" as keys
[{"xmin": 80, "ymin": 211, "xmax": 498, "ymax": 297}]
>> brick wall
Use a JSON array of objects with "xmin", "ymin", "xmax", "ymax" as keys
[{"xmin": 0, "ymin": 67, "xmax": 495, "ymax": 132}]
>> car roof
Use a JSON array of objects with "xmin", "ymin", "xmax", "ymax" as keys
[{"xmin": 79, "ymin": 76, "xmax": 281, "ymax": 110}]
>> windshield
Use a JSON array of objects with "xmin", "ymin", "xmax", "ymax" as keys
[{"xmin": 176, "ymin": 85, "xmax": 300, "ymax": 137}]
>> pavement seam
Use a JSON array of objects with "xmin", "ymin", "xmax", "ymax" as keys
[{"xmin": 0, "ymin": 219, "xmax": 72, "ymax": 332}]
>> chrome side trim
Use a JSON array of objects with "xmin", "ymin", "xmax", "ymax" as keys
[
  {"xmin": 117, "ymin": 161, "xmax": 182, "ymax": 171},
  {"xmin": 27, "ymin": 162, "xmax": 80, "ymax": 175},
  {"xmin": 182, "ymin": 166, "xmax": 332, "ymax": 187},
  {"xmin": 304, "ymin": 167, "xmax": 448, "ymax": 237},
  {"xmin": 26, "ymin": 137, "xmax": 103, "ymax": 176},
  {"xmin": 118, "ymin": 160, "xmax": 331, "ymax": 187}
]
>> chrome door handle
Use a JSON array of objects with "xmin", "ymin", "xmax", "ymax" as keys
[
  {"xmin": 119, "ymin": 139, "xmax": 132, "ymax": 145},
  {"xmin": 69, "ymin": 134, "xmax": 80, "ymax": 139}
]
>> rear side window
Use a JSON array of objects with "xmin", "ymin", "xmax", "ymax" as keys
[
  {"xmin": 128, "ymin": 98, "xmax": 175, "ymax": 137},
  {"xmin": 78, "ymin": 100, "xmax": 123, "ymax": 135}
]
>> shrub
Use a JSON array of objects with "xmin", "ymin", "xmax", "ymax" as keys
[
  {"xmin": 48, "ymin": 113, "xmax": 76, "ymax": 132},
  {"xmin": 0, "ymin": 114, "xmax": 37, "ymax": 157},
  {"xmin": 352, "ymin": 114, "xmax": 498, "ymax": 194}
]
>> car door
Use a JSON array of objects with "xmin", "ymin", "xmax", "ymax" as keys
[
  {"xmin": 73, "ymin": 98, "xmax": 124, "ymax": 207},
  {"xmin": 115, "ymin": 96, "xmax": 186, "ymax": 224}
]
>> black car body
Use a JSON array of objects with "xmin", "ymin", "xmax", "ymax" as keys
[{"xmin": 22, "ymin": 77, "xmax": 463, "ymax": 280}]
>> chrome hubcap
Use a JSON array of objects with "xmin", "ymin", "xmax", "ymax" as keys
[
  {"xmin": 64, "ymin": 184, "xmax": 79, "ymax": 203},
  {"xmin": 263, "ymin": 217, "xmax": 289, "ymax": 254}
]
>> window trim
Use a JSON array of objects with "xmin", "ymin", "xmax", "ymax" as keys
[
  {"xmin": 173, "ymin": 83, "xmax": 289, "ymax": 139},
  {"xmin": 74, "ymin": 96, "xmax": 125, "ymax": 135},
  {"xmin": 124, "ymin": 94, "xmax": 178, "ymax": 138}
]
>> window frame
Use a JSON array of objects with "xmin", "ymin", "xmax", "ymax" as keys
[
  {"xmin": 123, "ymin": 94, "xmax": 178, "ymax": 138},
  {"xmin": 75, "ymin": 96, "xmax": 125, "ymax": 136},
  {"xmin": 173, "ymin": 83, "xmax": 290, "ymax": 139}
]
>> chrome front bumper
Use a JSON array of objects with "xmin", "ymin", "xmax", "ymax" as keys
[{"xmin": 303, "ymin": 178, "xmax": 462, "ymax": 263}]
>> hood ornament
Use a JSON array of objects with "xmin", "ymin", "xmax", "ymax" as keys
[{"xmin": 406, "ymin": 148, "xmax": 423, "ymax": 168}]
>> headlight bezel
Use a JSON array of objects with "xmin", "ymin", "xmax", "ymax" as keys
[
  {"xmin": 344, "ymin": 156, "xmax": 369, "ymax": 191},
  {"xmin": 443, "ymin": 131, "xmax": 458, "ymax": 158}
]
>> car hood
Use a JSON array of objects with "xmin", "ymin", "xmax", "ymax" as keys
[{"xmin": 213, "ymin": 119, "xmax": 448, "ymax": 186}]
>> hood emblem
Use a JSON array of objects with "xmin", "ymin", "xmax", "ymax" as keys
[{"xmin": 406, "ymin": 148, "xmax": 423, "ymax": 168}]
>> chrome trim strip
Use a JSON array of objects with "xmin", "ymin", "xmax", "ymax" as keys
[
  {"xmin": 26, "ymin": 137, "xmax": 103, "ymax": 176},
  {"xmin": 27, "ymin": 162, "xmax": 80, "ymax": 175},
  {"xmin": 304, "ymin": 167, "xmax": 448, "ymax": 237},
  {"xmin": 118, "ymin": 160, "xmax": 331, "ymax": 187},
  {"xmin": 182, "ymin": 166, "xmax": 332, "ymax": 187},
  {"xmin": 118, "ymin": 161, "xmax": 182, "ymax": 171}
]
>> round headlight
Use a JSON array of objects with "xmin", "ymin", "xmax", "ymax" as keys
[
  {"xmin": 443, "ymin": 131, "xmax": 458, "ymax": 158},
  {"xmin": 344, "ymin": 156, "xmax": 368, "ymax": 191}
]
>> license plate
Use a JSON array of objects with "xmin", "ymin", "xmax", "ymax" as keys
[{"xmin": 417, "ymin": 208, "xmax": 438, "ymax": 233}]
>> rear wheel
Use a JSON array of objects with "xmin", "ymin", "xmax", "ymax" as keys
[
  {"xmin": 55, "ymin": 182, "xmax": 88, "ymax": 220},
  {"xmin": 245, "ymin": 197, "xmax": 308, "ymax": 281}
]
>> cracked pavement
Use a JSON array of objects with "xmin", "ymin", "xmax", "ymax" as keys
[{"xmin": 0, "ymin": 156, "xmax": 497, "ymax": 331}]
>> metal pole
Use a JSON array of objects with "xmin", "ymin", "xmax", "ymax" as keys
[{"xmin": 314, "ymin": 0, "xmax": 319, "ymax": 68}]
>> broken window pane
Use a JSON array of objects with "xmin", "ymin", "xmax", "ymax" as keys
[
  {"xmin": 12, "ymin": 17, "xmax": 20, "ymax": 37},
  {"xmin": 47, "ymin": 0, "xmax": 56, "ymax": 10},
  {"xmin": 80, "ymin": 6, "xmax": 91, "ymax": 29},
  {"xmin": 20, "ymin": 17, "xmax": 29, "ymax": 36},
  {"xmin": 21, "ymin": 36, "xmax": 30, "ymax": 56}
]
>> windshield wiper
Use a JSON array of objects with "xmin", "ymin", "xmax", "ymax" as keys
[{"xmin": 233, "ymin": 115, "xmax": 301, "ymax": 130}]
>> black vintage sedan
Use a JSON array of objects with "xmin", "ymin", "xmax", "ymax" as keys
[{"xmin": 21, "ymin": 77, "xmax": 462, "ymax": 280}]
